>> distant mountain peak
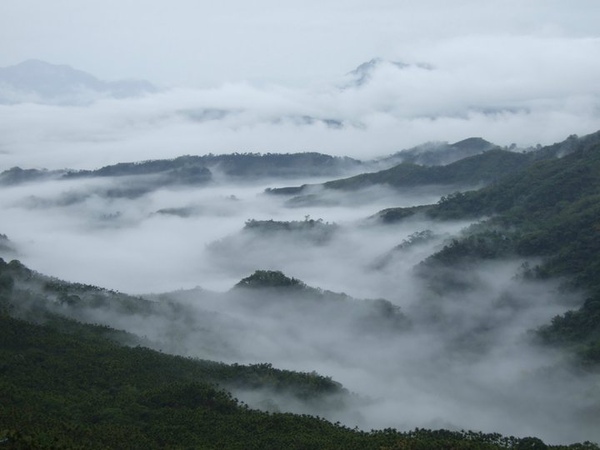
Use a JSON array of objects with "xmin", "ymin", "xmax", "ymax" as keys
[
  {"xmin": 350, "ymin": 57, "xmax": 409, "ymax": 74},
  {"xmin": 344, "ymin": 57, "xmax": 433, "ymax": 87},
  {"xmin": 17, "ymin": 59, "xmax": 73, "ymax": 69},
  {"xmin": 370, "ymin": 137, "xmax": 499, "ymax": 168},
  {"xmin": 15, "ymin": 59, "xmax": 62, "ymax": 69},
  {"xmin": 449, "ymin": 137, "xmax": 495, "ymax": 152},
  {"xmin": 0, "ymin": 59, "xmax": 157, "ymax": 105}
]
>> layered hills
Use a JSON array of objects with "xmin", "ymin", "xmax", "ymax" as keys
[{"xmin": 2, "ymin": 130, "xmax": 600, "ymax": 447}]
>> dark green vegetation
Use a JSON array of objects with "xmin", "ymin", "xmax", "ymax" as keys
[
  {"xmin": 3, "ymin": 261, "xmax": 591, "ymax": 449},
  {"xmin": 65, "ymin": 152, "xmax": 360, "ymax": 179},
  {"xmin": 267, "ymin": 148, "xmax": 531, "ymax": 197},
  {"xmin": 371, "ymin": 230, "xmax": 436, "ymax": 270},
  {"xmin": 207, "ymin": 218, "xmax": 339, "ymax": 262},
  {"xmin": 0, "ymin": 313, "xmax": 347, "ymax": 449},
  {"xmin": 0, "ymin": 257, "xmax": 160, "ymax": 325},
  {"xmin": 0, "ymin": 152, "xmax": 362, "ymax": 203},
  {"xmin": 0, "ymin": 152, "xmax": 361, "ymax": 186},
  {"xmin": 376, "ymin": 131, "xmax": 600, "ymax": 364},
  {"xmin": 324, "ymin": 148, "xmax": 528, "ymax": 191},
  {"xmin": 0, "ymin": 310, "xmax": 593, "ymax": 449},
  {"xmin": 0, "ymin": 261, "xmax": 352, "ymax": 408},
  {"xmin": 235, "ymin": 269, "xmax": 307, "ymax": 289},
  {"xmin": 243, "ymin": 218, "xmax": 338, "ymax": 243},
  {"xmin": 264, "ymin": 137, "xmax": 500, "ymax": 196},
  {"xmin": 371, "ymin": 205, "xmax": 431, "ymax": 224},
  {"xmin": 266, "ymin": 133, "xmax": 592, "ymax": 198}
]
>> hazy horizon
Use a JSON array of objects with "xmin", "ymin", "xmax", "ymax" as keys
[
  {"xmin": 2, "ymin": 1, "xmax": 600, "ymax": 88},
  {"xmin": 2, "ymin": 1, "xmax": 600, "ymax": 164}
]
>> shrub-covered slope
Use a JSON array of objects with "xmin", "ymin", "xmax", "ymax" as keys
[
  {"xmin": 267, "ymin": 147, "xmax": 534, "ymax": 197},
  {"xmin": 378, "ymin": 132, "xmax": 600, "ymax": 363},
  {"xmin": 1, "ymin": 313, "xmax": 595, "ymax": 449}
]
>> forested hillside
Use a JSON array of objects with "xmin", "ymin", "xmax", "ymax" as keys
[
  {"xmin": 267, "ymin": 148, "xmax": 531, "ymax": 198},
  {"xmin": 0, "ymin": 152, "xmax": 362, "ymax": 186},
  {"xmin": 267, "ymin": 132, "xmax": 600, "ymax": 198},
  {"xmin": 1, "ymin": 289, "xmax": 596, "ymax": 449},
  {"xmin": 375, "ymin": 131, "xmax": 600, "ymax": 363},
  {"xmin": 3, "ymin": 261, "xmax": 592, "ymax": 448}
]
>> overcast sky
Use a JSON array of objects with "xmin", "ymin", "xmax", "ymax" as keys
[
  {"xmin": 1, "ymin": 1, "xmax": 599, "ymax": 165},
  {"xmin": 2, "ymin": 0, "xmax": 600, "ymax": 87}
]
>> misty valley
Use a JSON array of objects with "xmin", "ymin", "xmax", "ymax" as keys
[{"xmin": 2, "ymin": 129, "xmax": 600, "ymax": 448}]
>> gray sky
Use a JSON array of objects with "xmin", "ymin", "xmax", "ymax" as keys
[
  {"xmin": 1, "ymin": 0, "xmax": 600, "ymax": 165},
  {"xmin": 2, "ymin": 0, "xmax": 600, "ymax": 86}
]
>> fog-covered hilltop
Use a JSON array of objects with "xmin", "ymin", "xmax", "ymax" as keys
[
  {"xmin": 341, "ymin": 57, "xmax": 434, "ymax": 89},
  {"xmin": 0, "ymin": 59, "xmax": 158, "ymax": 105},
  {"xmin": 375, "ymin": 137, "xmax": 500, "ymax": 167}
]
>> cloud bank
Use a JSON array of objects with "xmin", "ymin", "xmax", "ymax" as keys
[{"xmin": 1, "ymin": 37, "xmax": 599, "ymax": 170}]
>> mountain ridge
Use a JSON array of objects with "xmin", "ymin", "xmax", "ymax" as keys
[
  {"xmin": 3, "ymin": 130, "xmax": 600, "ymax": 446},
  {"xmin": 343, "ymin": 57, "xmax": 433, "ymax": 88},
  {"xmin": 0, "ymin": 59, "xmax": 157, "ymax": 104},
  {"xmin": 265, "ymin": 132, "xmax": 598, "ymax": 203}
]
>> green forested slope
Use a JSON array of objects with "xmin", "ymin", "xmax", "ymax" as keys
[
  {"xmin": 0, "ymin": 314, "xmax": 357, "ymax": 449},
  {"xmin": 426, "ymin": 135, "xmax": 600, "ymax": 287},
  {"xmin": 324, "ymin": 149, "xmax": 529, "ymax": 190},
  {"xmin": 398, "ymin": 134, "xmax": 600, "ymax": 363},
  {"xmin": 1, "ymin": 313, "xmax": 594, "ymax": 449},
  {"xmin": 2, "ymin": 248, "xmax": 596, "ymax": 447},
  {"xmin": 269, "ymin": 132, "xmax": 600, "ymax": 198},
  {"xmin": 60, "ymin": 152, "xmax": 361, "ymax": 180},
  {"xmin": 267, "ymin": 148, "xmax": 533, "ymax": 197}
]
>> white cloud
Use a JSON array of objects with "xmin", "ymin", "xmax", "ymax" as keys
[{"xmin": 1, "ymin": 38, "xmax": 599, "ymax": 170}]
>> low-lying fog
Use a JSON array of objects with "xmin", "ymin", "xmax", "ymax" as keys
[
  {"xmin": 0, "ymin": 175, "xmax": 443, "ymax": 293},
  {"xmin": 1, "ymin": 169, "xmax": 597, "ymax": 445}
]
